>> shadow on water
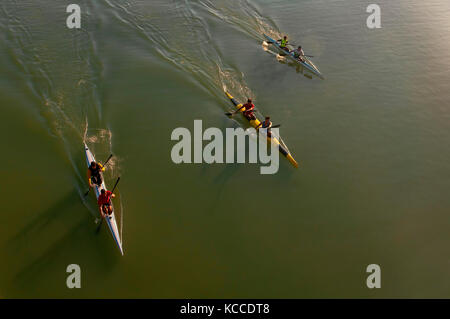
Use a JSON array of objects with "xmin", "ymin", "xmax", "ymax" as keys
[
  {"xmin": 198, "ymin": 163, "xmax": 240, "ymax": 216},
  {"xmin": 212, "ymin": 164, "xmax": 240, "ymax": 205},
  {"xmin": 4, "ymin": 190, "xmax": 121, "ymax": 295},
  {"xmin": 11, "ymin": 219, "xmax": 120, "ymax": 295},
  {"xmin": 196, "ymin": 117, "xmax": 298, "ymax": 215},
  {"xmin": 7, "ymin": 191, "xmax": 79, "ymax": 246},
  {"xmin": 194, "ymin": 119, "xmax": 242, "ymax": 214}
]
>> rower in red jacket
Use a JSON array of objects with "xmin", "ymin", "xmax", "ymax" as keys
[
  {"xmin": 242, "ymin": 98, "xmax": 256, "ymax": 121},
  {"xmin": 97, "ymin": 189, "xmax": 115, "ymax": 218}
]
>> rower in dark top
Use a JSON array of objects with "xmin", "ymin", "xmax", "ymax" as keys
[
  {"xmin": 261, "ymin": 116, "xmax": 273, "ymax": 137},
  {"xmin": 242, "ymin": 98, "xmax": 256, "ymax": 121},
  {"xmin": 87, "ymin": 161, "xmax": 105, "ymax": 187}
]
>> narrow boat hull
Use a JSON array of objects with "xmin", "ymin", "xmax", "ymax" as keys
[
  {"xmin": 263, "ymin": 34, "xmax": 324, "ymax": 79},
  {"xmin": 84, "ymin": 143, "xmax": 124, "ymax": 255},
  {"xmin": 225, "ymin": 92, "xmax": 298, "ymax": 168}
]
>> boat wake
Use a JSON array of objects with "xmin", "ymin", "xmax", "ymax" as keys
[
  {"xmin": 0, "ymin": 0, "xmax": 120, "ymax": 217},
  {"xmin": 197, "ymin": 0, "xmax": 321, "ymax": 78},
  {"xmin": 198, "ymin": 0, "xmax": 279, "ymax": 42},
  {"xmin": 102, "ymin": 0, "xmax": 255, "ymax": 104}
]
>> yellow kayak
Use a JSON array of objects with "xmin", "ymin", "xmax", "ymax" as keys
[{"xmin": 225, "ymin": 92, "xmax": 298, "ymax": 168}]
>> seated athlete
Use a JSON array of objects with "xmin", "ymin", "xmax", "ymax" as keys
[
  {"xmin": 276, "ymin": 36, "xmax": 289, "ymax": 52},
  {"xmin": 291, "ymin": 46, "xmax": 305, "ymax": 62},
  {"xmin": 97, "ymin": 188, "xmax": 115, "ymax": 217},
  {"xmin": 261, "ymin": 116, "xmax": 273, "ymax": 137},
  {"xmin": 242, "ymin": 98, "xmax": 256, "ymax": 121},
  {"xmin": 88, "ymin": 161, "xmax": 105, "ymax": 187}
]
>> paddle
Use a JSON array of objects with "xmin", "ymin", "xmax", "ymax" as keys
[
  {"xmin": 288, "ymin": 48, "xmax": 314, "ymax": 58},
  {"xmin": 289, "ymin": 48, "xmax": 314, "ymax": 58},
  {"xmin": 96, "ymin": 176, "xmax": 121, "ymax": 233},
  {"xmin": 110, "ymin": 176, "xmax": 121, "ymax": 193},
  {"xmin": 225, "ymin": 104, "xmax": 247, "ymax": 116},
  {"xmin": 279, "ymin": 42, "xmax": 314, "ymax": 58},
  {"xmin": 84, "ymin": 154, "xmax": 113, "ymax": 197},
  {"xmin": 226, "ymin": 107, "xmax": 260, "ymax": 117},
  {"xmin": 255, "ymin": 123, "xmax": 281, "ymax": 129}
]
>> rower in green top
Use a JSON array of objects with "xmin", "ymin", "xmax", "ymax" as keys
[{"xmin": 277, "ymin": 36, "xmax": 289, "ymax": 52}]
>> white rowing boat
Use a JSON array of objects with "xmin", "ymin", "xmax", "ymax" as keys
[
  {"xmin": 84, "ymin": 143, "xmax": 124, "ymax": 255},
  {"xmin": 263, "ymin": 34, "xmax": 324, "ymax": 79}
]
